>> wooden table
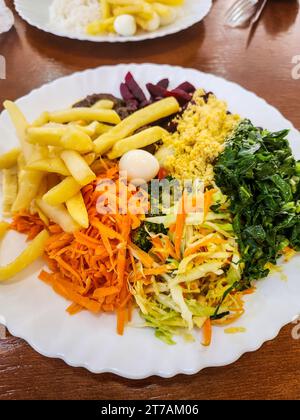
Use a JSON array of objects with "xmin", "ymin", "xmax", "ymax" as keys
[{"xmin": 0, "ymin": 0, "xmax": 300, "ymax": 400}]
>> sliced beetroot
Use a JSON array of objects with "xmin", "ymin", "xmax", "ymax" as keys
[
  {"xmin": 168, "ymin": 88, "xmax": 192, "ymax": 104},
  {"xmin": 125, "ymin": 72, "xmax": 147, "ymax": 103},
  {"xmin": 176, "ymin": 81, "xmax": 196, "ymax": 94},
  {"xmin": 146, "ymin": 83, "xmax": 169, "ymax": 99},
  {"xmin": 120, "ymin": 83, "xmax": 135, "ymax": 101},
  {"xmin": 157, "ymin": 78, "xmax": 169, "ymax": 89}
]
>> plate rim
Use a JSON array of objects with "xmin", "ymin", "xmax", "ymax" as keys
[
  {"xmin": 13, "ymin": 0, "xmax": 213, "ymax": 43},
  {"xmin": 1, "ymin": 63, "xmax": 300, "ymax": 379}
]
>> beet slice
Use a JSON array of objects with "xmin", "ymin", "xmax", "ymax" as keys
[
  {"xmin": 146, "ymin": 83, "xmax": 169, "ymax": 99},
  {"xmin": 176, "ymin": 81, "xmax": 196, "ymax": 94},
  {"xmin": 157, "ymin": 78, "xmax": 169, "ymax": 89},
  {"xmin": 120, "ymin": 83, "xmax": 135, "ymax": 101},
  {"xmin": 125, "ymin": 72, "xmax": 147, "ymax": 103},
  {"xmin": 168, "ymin": 88, "xmax": 192, "ymax": 104}
]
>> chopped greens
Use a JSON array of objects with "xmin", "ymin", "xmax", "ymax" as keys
[
  {"xmin": 215, "ymin": 119, "xmax": 300, "ymax": 286},
  {"xmin": 132, "ymin": 221, "xmax": 167, "ymax": 252}
]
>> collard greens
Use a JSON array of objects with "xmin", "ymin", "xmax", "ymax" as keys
[{"xmin": 215, "ymin": 119, "xmax": 300, "ymax": 286}]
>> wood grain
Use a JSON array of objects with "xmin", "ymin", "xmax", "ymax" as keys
[{"xmin": 0, "ymin": 0, "xmax": 300, "ymax": 400}]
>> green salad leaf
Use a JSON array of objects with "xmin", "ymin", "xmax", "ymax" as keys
[{"xmin": 214, "ymin": 119, "xmax": 300, "ymax": 286}]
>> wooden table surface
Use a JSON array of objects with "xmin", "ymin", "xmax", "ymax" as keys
[{"xmin": 0, "ymin": 0, "xmax": 300, "ymax": 400}]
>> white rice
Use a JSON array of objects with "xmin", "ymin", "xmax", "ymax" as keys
[{"xmin": 49, "ymin": 0, "xmax": 102, "ymax": 33}]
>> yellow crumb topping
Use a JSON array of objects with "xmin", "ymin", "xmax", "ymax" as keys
[{"xmin": 160, "ymin": 89, "xmax": 240, "ymax": 183}]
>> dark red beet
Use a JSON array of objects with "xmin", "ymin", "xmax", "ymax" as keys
[
  {"xmin": 176, "ymin": 81, "xmax": 196, "ymax": 94},
  {"xmin": 120, "ymin": 83, "xmax": 135, "ymax": 101},
  {"xmin": 146, "ymin": 83, "xmax": 169, "ymax": 98},
  {"xmin": 125, "ymin": 72, "xmax": 147, "ymax": 103},
  {"xmin": 168, "ymin": 88, "xmax": 192, "ymax": 104},
  {"xmin": 157, "ymin": 78, "xmax": 169, "ymax": 89}
]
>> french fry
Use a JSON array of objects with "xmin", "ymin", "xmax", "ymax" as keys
[
  {"xmin": 68, "ymin": 121, "xmax": 112, "ymax": 137},
  {"xmin": 36, "ymin": 199, "xmax": 79, "ymax": 233},
  {"xmin": 66, "ymin": 192, "xmax": 89, "ymax": 229},
  {"xmin": 83, "ymin": 152, "xmax": 96, "ymax": 166},
  {"xmin": 46, "ymin": 107, "xmax": 120, "ymax": 125},
  {"xmin": 17, "ymin": 153, "xmax": 26, "ymax": 172},
  {"xmin": 152, "ymin": 2, "xmax": 176, "ymax": 25},
  {"xmin": 43, "ymin": 176, "xmax": 82, "ymax": 206},
  {"xmin": 27, "ymin": 158, "xmax": 70, "ymax": 176},
  {"xmin": 92, "ymin": 99, "xmax": 114, "ymax": 109},
  {"xmin": 0, "ymin": 229, "xmax": 50, "ymax": 282},
  {"xmin": 36, "ymin": 176, "xmax": 49, "ymax": 198},
  {"xmin": 30, "ymin": 201, "xmax": 49, "ymax": 226},
  {"xmin": 27, "ymin": 126, "xmax": 65, "ymax": 147},
  {"xmin": 27, "ymin": 126, "xmax": 94, "ymax": 153},
  {"xmin": 29, "ymin": 145, "xmax": 50, "ymax": 164},
  {"xmin": 2, "ymin": 167, "xmax": 18, "ymax": 217},
  {"xmin": 60, "ymin": 150, "xmax": 96, "ymax": 186},
  {"xmin": 3, "ymin": 101, "xmax": 33, "ymax": 164},
  {"xmin": 93, "ymin": 97, "xmax": 180, "ymax": 154},
  {"xmin": 87, "ymin": 17, "xmax": 116, "ymax": 34},
  {"xmin": 100, "ymin": 0, "xmax": 111, "ymax": 19},
  {"xmin": 0, "ymin": 148, "xmax": 21, "ymax": 169},
  {"xmin": 95, "ymin": 123, "xmax": 113, "ymax": 135},
  {"xmin": 61, "ymin": 127, "xmax": 94, "ymax": 153},
  {"xmin": 107, "ymin": 0, "xmax": 142, "ymax": 4},
  {"xmin": 12, "ymin": 170, "xmax": 44, "ymax": 213},
  {"xmin": 108, "ymin": 126, "xmax": 167, "ymax": 159},
  {"xmin": 32, "ymin": 112, "xmax": 50, "ymax": 127},
  {"xmin": 113, "ymin": 5, "xmax": 153, "ymax": 20},
  {"xmin": 146, "ymin": 0, "xmax": 184, "ymax": 5},
  {"xmin": 72, "ymin": 121, "xmax": 100, "ymax": 137}
]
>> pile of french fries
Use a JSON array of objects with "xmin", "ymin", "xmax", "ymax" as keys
[
  {"xmin": 87, "ymin": 0, "xmax": 184, "ymax": 35},
  {"xmin": 0, "ymin": 96, "xmax": 179, "ymax": 233}
]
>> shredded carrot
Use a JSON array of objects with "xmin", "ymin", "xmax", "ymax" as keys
[
  {"xmin": 204, "ymin": 188, "xmax": 217, "ymax": 218},
  {"xmin": 128, "ymin": 242, "xmax": 154, "ymax": 268},
  {"xmin": 143, "ymin": 266, "xmax": 171, "ymax": 276},
  {"xmin": 202, "ymin": 318, "xmax": 212, "ymax": 346},
  {"xmin": 67, "ymin": 303, "xmax": 83, "ymax": 315},
  {"xmin": 13, "ymin": 161, "xmax": 151, "ymax": 336},
  {"xmin": 11, "ymin": 211, "xmax": 45, "ymax": 240},
  {"xmin": 212, "ymin": 310, "xmax": 244, "ymax": 326},
  {"xmin": 242, "ymin": 287, "xmax": 256, "ymax": 295},
  {"xmin": 173, "ymin": 194, "xmax": 187, "ymax": 260}
]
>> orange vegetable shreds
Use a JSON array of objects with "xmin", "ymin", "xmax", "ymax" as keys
[
  {"xmin": 33, "ymin": 160, "xmax": 150, "ymax": 335},
  {"xmin": 173, "ymin": 193, "xmax": 187, "ymax": 260},
  {"xmin": 204, "ymin": 188, "xmax": 217, "ymax": 218},
  {"xmin": 202, "ymin": 318, "xmax": 212, "ymax": 347},
  {"xmin": 11, "ymin": 210, "xmax": 46, "ymax": 240}
]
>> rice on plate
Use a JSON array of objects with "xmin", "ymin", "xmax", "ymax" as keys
[{"xmin": 49, "ymin": 0, "xmax": 101, "ymax": 32}]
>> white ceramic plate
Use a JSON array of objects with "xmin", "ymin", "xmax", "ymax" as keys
[
  {"xmin": 14, "ymin": 0, "xmax": 212, "ymax": 43},
  {"xmin": 1, "ymin": 64, "xmax": 300, "ymax": 379}
]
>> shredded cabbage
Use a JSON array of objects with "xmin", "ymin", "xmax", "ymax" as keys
[{"xmin": 131, "ymin": 186, "xmax": 245, "ymax": 344}]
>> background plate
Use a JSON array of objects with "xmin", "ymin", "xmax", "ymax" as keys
[
  {"xmin": 14, "ymin": 0, "xmax": 213, "ymax": 43},
  {"xmin": 0, "ymin": 64, "xmax": 300, "ymax": 379}
]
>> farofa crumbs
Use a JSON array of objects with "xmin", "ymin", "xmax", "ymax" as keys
[{"xmin": 161, "ymin": 89, "xmax": 240, "ymax": 183}]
